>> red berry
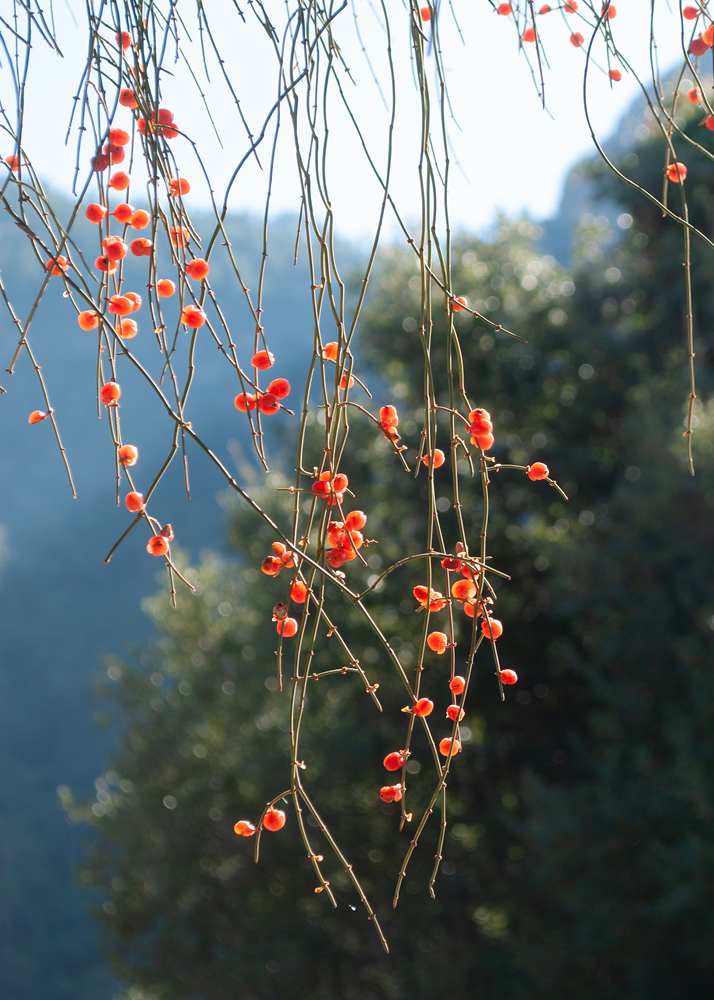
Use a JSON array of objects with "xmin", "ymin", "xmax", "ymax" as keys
[
  {"xmin": 108, "ymin": 294, "xmax": 133, "ymax": 316},
  {"xmin": 452, "ymin": 295, "xmax": 468, "ymax": 311},
  {"xmin": 290, "ymin": 580, "xmax": 308, "ymax": 603},
  {"xmin": 116, "ymin": 31, "xmax": 132, "ymax": 49},
  {"xmin": 427, "ymin": 631, "xmax": 448, "ymax": 654},
  {"xmin": 527, "ymin": 462, "xmax": 549, "ymax": 481},
  {"xmin": 608, "ymin": 69, "xmax": 622, "ymax": 82},
  {"xmin": 422, "ymin": 449, "xmax": 445, "ymax": 469},
  {"xmin": 234, "ymin": 392, "xmax": 257, "ymax": 412},
  {"xmin": 683, "ymin": 5, "xmax": 699, "ymax": 19},
  {"xmin": 46, "ymin": 255, "xmax": 69, "ymax": 276},
  {"xmin": 261, "ymin": 556, "xmax": 283, "ymax": 577},
  {"xmin": 146, "ymin": 535, "xmax": 169, "ymax": 557},
  {"xmin": 169, "ymin": 177, "xmax": 191, "ymax": 196},
  {"xmin": 112, "ymin": 202, "xmax": 134, "ymax": 225},
  {"xmin": 500, "ymin": 669, "xmax": 518, "ymax": 686},
  {"xmin": 116, "ymin": 318, "xmax": 138, "ymax": 340},
  {"xmin": 439, "ymin": 738, "xmax": 461, "ymax": 757},
  {"xmin": 276, "ymin": 617, "xmax": 298, "ymax": 637},
  {"xmin": 263, "ymin": 808, "xmax": 286, "ymax": 831},
  {"xmin": 185, "ymin": 258, "xmax": 209, "ymax": 280},
  {"xmin": 446, "ymin": 705, "xmax": 465, "ymax": 722},
  {"xmin": 130, "ymin": 209, "xmax": 149, "ymax": 230},
  {"xmin": 332, "ymin": 473, "xmax": 348, "ymax": 493},
  {"xmin": 522, "ymin": 27, "xmax": 536, "ymax": 42},
  {"xmin": 85, "ymin": 203, "xmax": 107, "ymax": 223},
  {"xmin": 102, "ymin": 235, "xmax": 127, "ymax": 261},
  {"xmin": 78, "ymin": 310, "xmax": 100, "ymax": 330},
  {"xmin": 252, "ymin": 350, "xmax": 274, "ymax": 370},
  {"xmin": 413, "ymin": 697, "xmax": 434, "ymax": 717},
  {"xmin": 379, "ymin": 784, "xmax": 403, "ymax": 803},
  {"xmin": 233, "ymin": 820, "xmax": 255, "ymax": 836},
  {"xmin": 100, "ymin": 381, "xmax": 121, "ymax": 405},
  {"xmin": 119, "ymin": 444, "xmax": 138, "ymax": 466},
  {"xmin": 28, "ymin": 410, "xmax": 48, "ymax": 424},
  {"xmin": 157, "ymin": 279, "xmax": 175, "ymax": 297},
  {"xmin": 666, "ymin": 162, "xmax": 687, "ymax": 184},
  {"xmin": 383, "ymin": 751, "xmax": 406, "ymax": 772},
  {"xmin": 481, "ymin": 618, "xmax": 503, "ymax": 640},
  {"xmin": 322, "ymin": 342, "xmax": 339, "ymax": 360},
  {"xmin": 118, "ymin": 89, "xmax": 138, "ymax": 108},
  {"xmin": 169, "ymin": 226, "xmax": 190, "ymax": 247},
  {"xmin": 125, "ymin": 491, "xmax": 144, "ymax": 513},
  {"xmin": 345, "ymin": 510, "xmax": 367, "ymax": 530},
  {"xmin": 379, "ymin": 405, "xmax": 398, "ymax": 426},
  {"xmin": 181, "ymin": 305, "xmax": 206, "ymax": 328},
  {"xmin": 108, "ymin": 171, "xmax": 131, "ymax": 191},
  {"xmin": 130, "ymin": 238, "xmax": 153, "ymax": 257},
  {"xmin": 267, "ymin": 378, "xmax": 290, "ymax": 399},
  {"xmin": 124, "ymin": 292, "xmax": 142, "ymax": 312},
  {"xmin": 569, "ymin": 32, "xmax": 584, "ymax": 46},
  {"xmin": 258, "ymin": 392, "xmax": 280, "ymax": 415},
  {"xmin": 449, "ymin": 675, "xmax": 466, "ymax": 695}
]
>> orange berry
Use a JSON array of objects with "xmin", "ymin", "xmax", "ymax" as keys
[
  {"xmin": 527, "ymin": 462, "xmax": 549, "ymax": 480},
  {"xmin": 345, "ymin": 510, "xmax": 367, "ymax": 530},
  {"xmin": 100, "ymin": 381, "xmax": 121, "ymax": 405},
  {"xmin": 420, "ymin": 7, "xmax": 431, "ymax": 21},
  {"xmin": 169, "ymin": 226, "xmax": 189, "ymax": 247},
  {"xmin": 427, "ymin": 631, "xmax": 448, "ymax": 654},
  {"xmin": 118, "ymin": 88, "xmax": 138, "ymax": 108},
  {"xmin": 109, "ymin": 171, "xmax": 131, "ymax": 191},
  {"xmin": 146, "ymin": 535, "xmax": 169, "ymax": 557},
  {"xmin": 522, "ymin": 27, "xmax": 536, "ymax": 42},
  {"xmin": 439, "ymin": 738, "xmax": 461, "ymax": 757},
  {"xmin": 422, "ymin": 448, "xmax": 445, "ymax": 469},
  {"xmin": 276, "ymin": 618, "xmax": 298, "ymax": 637},
  {"xmin": 379, "ymin": 405, "xmax": 399, "ymax": 426},
  {"xmin": 380, "ymin": 784, "xmax": 403, "ymax": 803},
  {"xmin": 116, "ymin": 31, "xmax": 132, "ymax": 49},
  {"xmin": 4, "ymin": 154, "xmax": 21, "ymax": 172},
  {"xmin": 112, "ymin": 202, "xmax": 134, "ymax": 225},
  {"xmin": 290, "ymin": 580, "xmax": 308, "ymax": 603},
  {"xmin": 109, "ymin": 127, "xmax": 130, "ymax": 147},
  {"xmin": 690, "ymin": 36, "xmax": 709, "ymax": 56},
  {"xmin": 470, "ymin": 415, "xmax": 493, "ymax": 434},
  {"xmin": 468, "ymin": 407, "xmax": 491, "ymax": 423},
  {"xmin": 472, "ymin": 432, "xmax": 495, "ymax": 451},
  {"xmin": 78, "ymin": 310, "xmax": 100, "ymax": 331},
  {"xmin": 322, "ymin": 342, "xmax": 339, "ymax": 360},
  {"xmin": 129, "ymin": 209, "xmax": 149, "ymax": 230},
  {"xmin": 130, "ymin": 238, "xmax": 153, "ymax": 257},
  {"xmin": 683, "ymin": 6, "xmax": 699, "ymax": 18},
  {"xmin": 413, "ymin": 697, "xmax": 434, "ymax": 717},
  {"xmin": 666, "ymin": 162, "xmax": 687, "ymax": 184},
  {"xmin": 609, "ymin": 69, "xmax": 622, "ymax": 82},
  {"xmin": 441, "ymin": 557, "xmax": 462, "ymax": 571},
  {"xmin": 258, "ymin": 392, "xmax": 279, "ymax": 415},
  {"xmin": 602, "ymin": 4, "xmax": 616, "ymax": 18},
  {"xmin": 92, "ymin": 153, "xmax": 109, "ymax": 172},
  {"xmin": 181, "ymin": 305, "xmax": 206, "ymax": 328},
  {"xmin": 108, "ymin": 295, "xmax": 133, "ymax": 316},
  {"xmin": 95, "ymin": 255, "xmax": 117, "ymax": 273},
  {"xmin": 28, "ymin": 410, "xmax": 48, "ymax": 424},
  {"xmin": 124, "ymin": 292, "xmax": 142, "ymax": 312},
  {"xmin": 497, "ymin": 3, "xmax": 512, "ymax": 14},
  {"xmin": 383, "ymin": 752, "xmax": 406, "ymax": 772},
  {"xmin": 103, "ymin": 143, "xmax": 125, "ymax": 164},
  {"xmin": 119, "ymin": 444, "xmax": 138, "ymax": 466},
  {"xmin": 332, "ymin": 473, "xmax": 349, "ymax": 493},
  {"xmin": 326, "ymin": 547, "xmax": 348, "ymax": 568},
  {"xmin": 451, "ymin": 578, "xmax": 476, "ymax": 601},
  {"xmin": 446, "ymin": 705, "xmax": 465, "ymax": 722},
  {"xmin": 234, "ymin": 392, "xmax": 257, "ymax": 412},
  {"xmin": 500, "ymin": 669, "xmax": 518, "ymax": 685},
  {"xmin": 102, "ymin": 235, "xmax": 128, "ymax": 261},
  {"xmin": 252, "ymin": 350, "xmax": 274, "ymax": 370},
  {"xmin": 704, "ymin": 24, "xmax": 714, "ymax": 45},
  {"xmin": 564, "ymin": 0, "xmax": 577, "ymax": 10},
  {"xmin": 116, "ymin": 318, "xmax": 138, "ymax": 339},
  {"xmin": 156, "ymin": 279, "xmax": 175, "ymax": 297},
  {"xmin": 570, "ymin": 32, "xmax": 584, "ymax": 47},
  {"xmin": 539, "ymin": 3, "xmax": 551, "ymax": 11},
  {"xmin": 340, "ymin": 374, "xmax": 355, "ymax": 390},
  {"xmin": 185, "ymin": 258, "xmax": 209, "ymax": 280},
  {"xmin": 261, "ymin": 556, "xmax": 283, "ymax": 577},
  {"xmin": 233, "ymin": 820, "xmax": 256, "ymax": 837},
  {"xmin": 85, "ymin": 203, "xmax": 107, "ymax": 223},
  {"xmin": 452, "ymin": 295, "xmax": 468, "ymax": 311},
  {"xmin": 449, "ymin": 675, "xmax": 466, "ymax": 695},
  {"xmin": 481, "ymin": 617, "xmax": 503, "ymax": 640},
  {"xmin": 169, "ymin": 177, "xmax": 191, "ymax": 196},
  {"xmin": 267, "ymin": 377, "xmax": 290, "ymax": 399},
  {"xmin": 46, "ymin": 255, "xmax": 69, "ymax": 276},
  {"xmin": 125, "ymin": 491, "xmax": 144, "ymax": 513}
]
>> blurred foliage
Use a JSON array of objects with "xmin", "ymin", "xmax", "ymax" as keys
[{"xmin": 69, "ymin": 108, "xmax": 714, "ymax": 998}]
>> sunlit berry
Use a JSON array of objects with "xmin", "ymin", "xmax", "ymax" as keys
[
  {"xmin": 181, "ymin": 305, "xmax": 207, "ymax": 328},
  {"xmin": 130, "ymin": 238, "xmax": 153, "ymax": 257},
  {"xmin": 340, "ymin": 374, "xmax": 354, "ymax": 390},
  {"xmin": 564, "ymin": 0, "xmax": 577, "ymax": 10},
  {"xmin": 118, "ymin": 88, "xmax": 138, "ymax": 108},
  {"xmin": 689, "ymin": 36, "xmax": 709, "ymax": 56},
  {"xmin": 383, "ymin": 751, "xmax": 406, "ymax": 772},
  {"xmin": 608, "ymin": 69, "xmax": 622, "ymax": 82},
  {"xmin": 28, "ymin": 410, "xmax": 48, "ymax": 424},
  {"xmin": 452, "ymin": 295, "xmax": 468, "ymax": 311},
  {"xmin": 446, "ymin": 705, "xmax": 465, "ymax": 722},
  {"xmin": 252, "ymin": 350, "xmax": 274, "ymax": 370},
  {"xmin": 379, "ymin": 784, "xmax": 402, "ymax": 802},
  {"xmin": 413, "ymin": 697, "xmax": 434, "ymax": 717},
  {"xmin": 262, "ymin": 556, "xmax": 283, "ymax": 576},
  {"xmin": 451, "ymin": 578, "xmax": 476, "ymax": 601},
  {"xmin": 345, "ymin": 510, "xmax": 367, "ymax": 530},
  {"xmin": 527, "ymin": 462, "xmax": 549, "ymax": 480},
  {"xmin": 95, "ymin": 255, "xmax": 117, "ymax": 273},
  {"xmin": 601, "ymin": 2, "xmax": 616, "ymax": 15},
  {"xmin": 379, "ymin": 405, "xmax": 398, "ymax": 426},
  {"xmin": 109, "ymin": 171, "xmax": 131, "ymax": 191},
  {"xmin": 332, "ymin": 473, "xmax": 348, "ymax": 493},
  {"xmin": 267, "ymin": 378, "xmax": 290, "ymax": 399},
  {"xmin": 449, "ymin": 675, "xmax": 466, "ymax": 695},
  {"xmin": 666, "ymin": 162, "xmax": 687, "ymax": 183},
  {"xmin": 130, "ymin": 210, "xmax": 150, "ymax": 229},
  {"xmin": 683, "ymin": 6, "xmax": 699, "ymax": 18},
  {"xmin": 116, "ymin": 31, "xmax": 131, "ymax": 49},
  {"xmin": 427, "ymin": 631, "xmax": 448, "ymax": 654},
  {"xmin": 497, "ymin": 4, "xmax": 512, "ymax": 15},
  {"xmin": 233, "ymin": 820, "xmax": 256, "ymax": 836},
  {"xmin": 91, "ymin": 153, "xmax": 109, "ymax": 172},
  {"xmin": 147, "ymin": 535, "xmax": 169, "ymax": 557},
  {"xmin": 470, "ymin": 415, "xmax": 493, "ymax": 435},
  {"xmin": 481, "ymin": 618, "xmax": 503, "ymax": 640},
  {"xmin": 169, "ymin": 226, "xmax": 190, "ymax": 247},
  {"xmin": 258, "ymin": 392, "xmax": 280, "ymax": 415},
  {"xmin": 169, "ymin": 177, "xmax": 191, "ymax": 196},
  {"xmin": 116, "ymin": 318, "xmax": 138, "ymax": 339},
  {"xmin": 441, "ymin": 557, "xmax": 462, "ymax": 571},
  {"xmin": 569, "ymin": 32, "xmax": 584, "ymax": 46},
  {"xmin": 78, "ymin": 310, "xmax": 100, "ymax": 331},
  {"xmin": 112, "ymin": 203, "xmax": 134, "ymax": 225},
  {"xmin": 156, "ymin": 279, "xmax": 175, "ymax": 297},
  {"xmin": 704, "ymin": 24, "xmax": 714, "ymax": 45},
  {"xmin": 439, "ymin": 737, "xmax": 461, "ymax": 757},
  {"xmin": 472, "ymin": 432, "xmax": 495, "ymax": 451},
  {"xmin": 4, "ymin": 154, "xmax": 21, "ymax": 171},
  {"xmin": 108, "ymin": 295, "xmax": 133, "ymax": 316},
  {"xmin": 263, "ymin": 807, "xmax": 286, "ymax": 831},
  {"xmin": 124, "ymin": 292, "xmax": 142, "ymax": 312},
  {"xmin": 290, "ymin": 580, "xmax": 308, "ymax": 603},
  {"xmin": 46, "ymin": 255, "xmax": 69, "ymax": 276},
  {"xmin": 119, "ymin": 444, "xmax": 138, "ymax": 466},
  {"xmin": 276, "ymin": 617, "xmax": 298, "ymax": 637},
  {"xmin": 102, "ymin": 235, "xmax": 128, "ymax": 261},
  {"xmin": 522, "ymin": 27, "xmax": 536, "ymax": 41},
  {"xmin": 322, "ymin": 342, "xmax": 339, "ymax": 360},
  {"xmin": 186, "ymin": 258, "xmax": 209, "ymax": 280},
  {"xmin": 234, "ymin": 392, "xmax": 257, "ymax": 412},
  {"xmin": 125, "ymin": 491, "xmax": 144, "ymax": 513},
  {"xmin": 100, "ymin": 381, "xmax": 121, "ymax": 405},
  {"xmin": 85, "ymin": 203, "xmax": 107, "ymax": 223},
  {"xmin": 326, "ymin": 547, "xmax": 348, "ymax": 568},
  {"xmin": 500, "ymin": 669, "xmax": 518, "ymax": 686},
  {"xmin": 103, "ymin": 142, "xmax": 125, "ymax": 164},
  {"xmin": 422, "ymin": 449, "xmax": 445, "ymax": 469}
]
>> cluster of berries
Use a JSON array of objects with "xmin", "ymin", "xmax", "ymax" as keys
[
  {"xmin": 325, "ymin": 510, "xmax": 367, "ymax": 569},
  {"xmin": 234, "ymin": 351, "xmax": 291, "ymax": 416}
]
